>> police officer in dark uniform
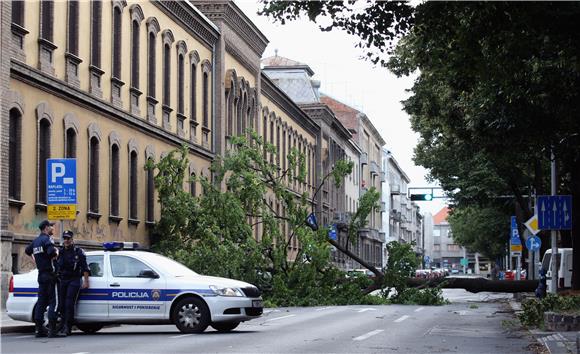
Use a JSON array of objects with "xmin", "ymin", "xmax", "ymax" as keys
[
  {"xmin": 56, "ymin": 230, "xmax": 89, "ymax": 336},
  {"xmin": 25, "ymin": 220, "xmax": 65, "ymax": 338}
]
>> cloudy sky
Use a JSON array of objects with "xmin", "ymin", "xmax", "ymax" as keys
[{"xmin": 235, "ymin": 1, "xmax": 447, "ymax": 215}]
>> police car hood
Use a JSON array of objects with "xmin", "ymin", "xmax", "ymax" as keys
[{"xmin": 174, "ymin": 274, "xmax": 254, "ymax": 289}]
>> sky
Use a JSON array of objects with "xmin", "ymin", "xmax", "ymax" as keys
[{"xmin": 235, "ymin": 1, "xmax": 447, "ymax": 215}]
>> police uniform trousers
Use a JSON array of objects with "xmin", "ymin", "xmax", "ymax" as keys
[
  {"xmin": 35, "ymin": 271, "xmax": 58, "ymax": 323},
  {"xmin": 58, "ymin": 277, "xmax": 81, "ymax": 327}
]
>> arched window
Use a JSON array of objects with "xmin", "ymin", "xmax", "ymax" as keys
[
  {"xmin": 202, "ymin": 72, "xmax": 209, "ymax": 128},
  {"xmin": 190, "ymin": 172, "xmax": 196, "ymax": 197},
  {"xmin": 177, "ymin": 53, "xmax": 184, "ymax": 114},
  {"xmin": 276, "ymin": 124, "xmax": 280, "ymax": 167},
  {"xmin": 38, "ymin": 119, "xmax": 51, "ymax": 204},
  {"xmin": 147, "ymin": 31, "xmax": 156, "ymax": 98},
  {"xmin": 40, "ymin": 0, "xmax": 53, "ymax": 41},
  {"xmin": 9, "ymin": 109, "xmax": 22, "ymax": 201},
  {"xmin": 262, "ymin": 112, "xmax": 268, "ymax": 160},
  {"xmin": 12, "ymin": 1, "xmax": 24, "ymax": 26},
  {"xmin": 112, "ymin": 6, "xmax": 122, "ymax": 79},
  {"xmin": 269, "ymin": 120, "xmax": 274, "ymax": 164},
  {"xmin": 131, "ymin": 20, "xmax": 140, "ymax": 88},
  {"xmin": 89, "ymin": 136, "xmax": 100, "ymax": 214},
  {"xmin": 163, "ymin": 43, "xmax": 170, "ymax": 106},
  {"xmin": 110, "ymin": 143, "xmax": 120, "ymax": 217},
  {"xmin": 65, "ymin": 128, "xmax": 76, "ymax": 158},
  {"xmin": 67, "ymin": 0, "xmax": 79, "ymax": 55},
  {"xmin": 146, "ymin": 157, "xmax": 155, "ymax": 223},
  {"xmin": 90, "ymin": 0, "xmax": 101, "ymax": 67},
  {"xmin": 190, "ymin": 61, "xmax": 197, "ymax": 122},
  {"xmin": 129, "ymin": 150, "xmax": 138, "ymax": 221}
]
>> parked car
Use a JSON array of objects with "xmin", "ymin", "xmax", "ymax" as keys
[
  {"xmin": 7, "ymin": 242, "xmax": 263, "ymax": 333},
  {"xmin": 542, "ymin": 248, "xmax": 573, "ymax": 292}
]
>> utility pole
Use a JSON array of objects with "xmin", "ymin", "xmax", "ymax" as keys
[{"xmin": 550, "ymin": 148, "xmax": 558, "ymax": 293}]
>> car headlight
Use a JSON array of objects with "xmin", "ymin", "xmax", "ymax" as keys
[{"xmin": 209, "ymin": 285, "xmax": 244, "ymax": 297}]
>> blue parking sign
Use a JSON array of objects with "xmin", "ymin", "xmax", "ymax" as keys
[{"xmin": 47, "ymin": 159, "xmax": 77, "ymax": 204}]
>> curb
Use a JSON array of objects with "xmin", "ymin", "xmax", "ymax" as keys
[{"xmin": 1, "ymin": 325, "xmax": 35, "ymax": 334}]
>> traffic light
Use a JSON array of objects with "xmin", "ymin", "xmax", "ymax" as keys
[{"xmin": 410, "ymin": 193, "xmax": 433, "ymax": 201}]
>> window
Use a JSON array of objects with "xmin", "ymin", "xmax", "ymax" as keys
[
  {"xmin": 65, "ymin": 128, "xmax": 76, "ymax": 158},
  {"xmin": 129, "ymin": 151, "xmax": 138, "ymax": 220},
  {"xmin": 89, "ymin": 136, "xmax": 100, "ymax": 213},
  {"xmin": 262, "ymin": 114, "xmax": 267, "ymax": 159},
  {"xmin": 112, "ymin": 6, "xmax": 122, "ymax": 79},
  {"xmin": 202, "ymin": 72, "xmax": 209, "ymax": 128},
  {"xmin": 177, "ymin": 54, "xmax": 184, "ymax": 114},
  {"xmin": 434, "ymin": 245, "xmax": 441, "ymax": 251},
  {"xmin": 91, "ymin": 0, "xmax": 101, "ymax": 67},
  {"xmin": 12, "ymin": 1, "xmax": 24, "ymax": 26},
  {"xmin": 276, "ymin": 125, "xmax": 280, "ymax": 166},
  {"xmin": 163, "ymin": 44, "xmax": 170, "ymax": 106},
  {"xmin": 67, "ymin": 0, "xmax": 79, "ymax": 55},
  {"xmin": 190, "ymin": 63, "xmax": 197, "ymax": 122},
  {"xmin": 190, "ymin": 172, "xmax": 196, "ymax": 197},
  {"xmin": 38, "ymin": 119, "xmax": 51, "ymax": 204},
  {"xmin": 87, "ymin": 255, "xmax": 104, "ymax": 277},
  {"xmin": 147, "ymin": 32, "xmax": 156, "ymax": 97},
  {"xmin": 146, "ymin": 158, "xmax": 154, "ymax": 222},
  {"xmin": 447, "ymin": 244, "xmax": 460, "ymax": 252},
  {"xmin": 9, "ymin": 109, "xmax": 21, "ymax": 200},
  {"xmin": 111, "ymin": 255, "xmax": 151, "ymax": 278},
  {"xmin": 110, "ymin": 144, "xmax": 120, "ymax": 216},
  {"xmin": 131, "ymin": 20, "xmax": 139, "ymax": 88},
  {"xmin": 40, "ymin": 1, "xmax": 54, "ymax": 41}
]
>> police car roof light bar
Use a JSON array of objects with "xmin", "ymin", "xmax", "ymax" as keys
[{"xmin": 102, "ymin": 241, "xmax": 140, "ymax": 251}]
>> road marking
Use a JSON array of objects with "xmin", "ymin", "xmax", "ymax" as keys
[
  {"xmin": 414, "ymin": 307, "xmax": 425, "ymax": 312},
  {"xmin": 357, "ymin": 308, "xmax": 376, "ymax": 313},
  {"xmin": 14, "ymin": 335, "xmax": 34, "ymax": 339},
  {"xmin": 170, "ymin": 334, "xmax": 193, "ymax": 339},
  {"xmin": 316, "ymin": 306, "xmax": 332, "ymax": 311},
  {"xmin": 353, "ymin": 329, "xmax": 384, "ymax": 341},
  {"xmin": 264, "ymin": 314, "xmax": 296, "ymax": 322},
  {"xmin": 394, "ymin": 315, "xmax": 410, "ymax": 323},
  {"xmin": 72, "ymin": 352, "xmax": 90, "ymax": 354}
]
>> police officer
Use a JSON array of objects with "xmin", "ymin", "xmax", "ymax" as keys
[
  {"xmin": 57, "ymin": 230, "xmax": 89, "ymax": 336},
  {"xmin": 25, "ymin": 220, "xmax": 65, "ymax": 338}
]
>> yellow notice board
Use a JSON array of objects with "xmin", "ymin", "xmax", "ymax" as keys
[
  {"xmin": 48, "ymin": 205, "xmax": 77, "ymax": 220},
  {"xmin": 510, "ymin": 244, "xmax": 523, "ymax": 253}
]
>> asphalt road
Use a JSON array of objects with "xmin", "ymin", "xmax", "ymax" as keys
[{"xmin": 1, "ymin": 295, "xmax": 533, "ymax": 354}]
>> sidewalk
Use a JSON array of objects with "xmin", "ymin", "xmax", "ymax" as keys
[
  {"xmin": 1, "ymin": 309, "xmax": 35, "ymax": 334},
  {"xmin": 510, "ymin": 298, "xmax": 579, "ymax": 354}
]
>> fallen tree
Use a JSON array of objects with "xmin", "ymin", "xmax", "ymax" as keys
[{"xmin": 408, "ymin": 277, "xmax": 539, "ymax": 293}]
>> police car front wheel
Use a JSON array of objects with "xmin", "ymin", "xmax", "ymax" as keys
[{"xmin": 172, "ymin": 297, "xmax": 210, "ymax": 333}]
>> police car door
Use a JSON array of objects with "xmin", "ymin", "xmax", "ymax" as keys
[
  {"xmin": 108, "ymin": 255, "xmax": 165, "ymax": 320},
  {"xmin": 76, "ymin": 254, "xmax": 109, "ymax": 321}
]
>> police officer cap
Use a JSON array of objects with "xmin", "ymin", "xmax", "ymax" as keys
[
  {"xmin": 62, "ymin": 230, "xmax": 74, "ymax": 239},
  {"xmin": 38, "ymin": 219, "xmax": 55, "ymax": 230}
]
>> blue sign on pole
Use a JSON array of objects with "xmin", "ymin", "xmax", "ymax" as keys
[
  {"xmin": 47, "ymin": 159, "xmax": 77, "ymax": 205},
  {"xmin": 328, "ymin": 224, "xmax": 337, "ymax": 241},
  {"xmin": 306, "ymin": 213, "xmax": 318, "ymax": 231},
  {"xmin": 537, "ymin": 195, "xmax": 572, "ymax": 230},
  {"xmin": 525, "ymin": 236, "xmax": 541, "ymax": 252},
  {"xmin": 510, "ymin": 216, "xmax": 522, "ymax": 245},
  {"xmin": 424, "ymin": 255, "xmax": 431, "ymax": 263}
]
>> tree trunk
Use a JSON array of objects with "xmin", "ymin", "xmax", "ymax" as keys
[{"xmin": 408, "ymin": 277, "xmax": 539, "ymax": 293}]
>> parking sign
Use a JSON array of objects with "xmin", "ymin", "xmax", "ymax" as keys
[{"xmin": 47, "ymin": 159, "xmax": 77, "ymax": 220}]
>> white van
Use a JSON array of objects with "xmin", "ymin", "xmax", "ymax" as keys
[{"xmin": 541, "ymin": 248, "xmax": 573, "ymax": 292}]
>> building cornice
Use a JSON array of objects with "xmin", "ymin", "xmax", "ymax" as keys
[
  {"xmin": 11, "ymin": 60, "xmax": 214, "ymax": 160},
  {"xmin": 153, "ymin": 1, "xmax": 220, "ymax": 49},
  {"xmin": 300, "ymin": 103, "xmax": 352, "ymax": 142},
  {"xmin": 224, "ymin": 39, "xmax": 260, "ymax": 76},
  {"xmin": 191, "ymin": 1, "xmax": 269, "ymax": 57},
  {"xmin": 260, "ymin": 73, "xmax": 319, "ymax": 137}
]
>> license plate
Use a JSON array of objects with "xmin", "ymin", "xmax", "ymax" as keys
[{"xmin": 252, "ymin": 300, "xmax": 263, "ymax": 308}]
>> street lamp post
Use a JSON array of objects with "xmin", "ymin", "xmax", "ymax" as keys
[{"xmin": 549, "ymin": 148, "xmax": 558, "ymax": 294}]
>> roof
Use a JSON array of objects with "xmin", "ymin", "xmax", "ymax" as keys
[
  {"xmin": 261, "ymin": 55, "xmax": 315, "ymax": 76},
  {"xmin": 433, "ymin": 207, "xmax": 450, "ymax": 225}
]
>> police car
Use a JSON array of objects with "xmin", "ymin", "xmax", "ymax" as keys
[{"xmin": 7, "ymin": 242, "xmax": 263, "ymax": 333}]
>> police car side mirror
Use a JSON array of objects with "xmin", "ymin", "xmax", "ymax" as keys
[{"xmin": 139, "ymin": 269, "xmax": 159, "ymax": 279}]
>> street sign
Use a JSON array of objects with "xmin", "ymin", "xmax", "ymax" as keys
[
  {"xmin": 537, "ymin": 195, "xmax": 572, "ymax": 230},
  {"xmin": 47, "ymin": 159, "xmax": 77, "ymax": 204},
  {"xmin": 460, "ymin": 258, "xmax": 468, "ymax": 266},
  {"xmin": 328, "ymin": 224, "xmax": 337, "ymax": 240},
  {"xmin": 47, "ymin": 159, "xmax": 77, "ymax": 220},
  {"xmin": 510, "ymin": 216, "xmax": 522, "ymax": 245},
  {"xmin": 424, "ymin": 255, "xmax": 431, "ymax": 263},
  {"xmin": 525, "ymin": 236, "xmax": 541, "ymax": 252},
  {"xmin": 524, "ymin": 215, "xmax": 540, "ymax": 235},
  {"xmin": 306, "ymin": 213, "xmax": 318, "ymax": 231}
]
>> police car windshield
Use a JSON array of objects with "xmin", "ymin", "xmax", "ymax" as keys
[{"xmin": 143, "ymin": 253, "xmax": 198, "ymax": 276}]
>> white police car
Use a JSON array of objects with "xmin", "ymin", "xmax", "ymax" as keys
[{"xmin": 7, "ymin": 242, "xmax": 263, "ymax": 333}]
